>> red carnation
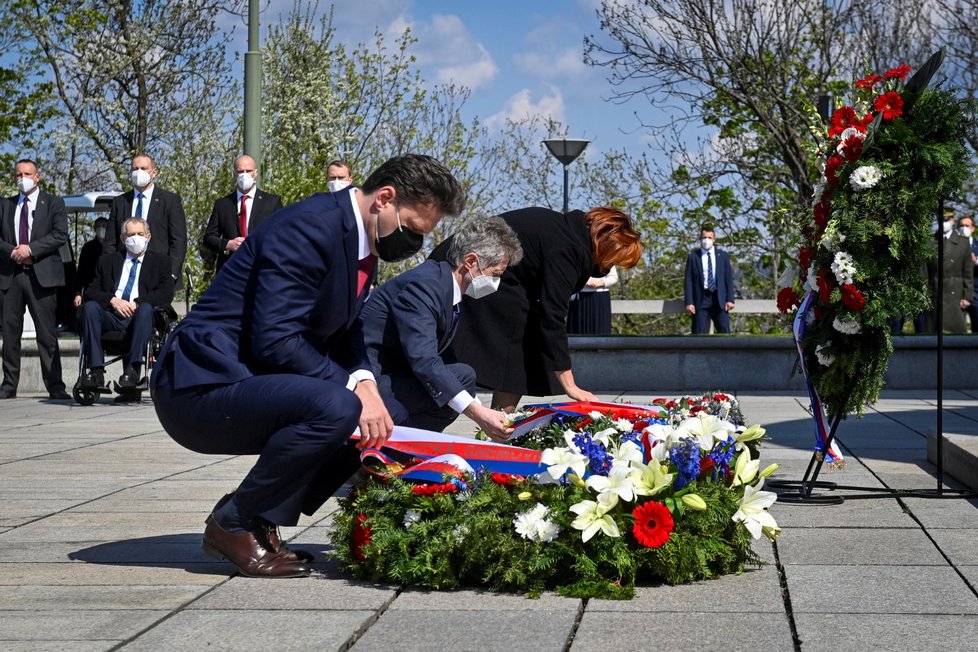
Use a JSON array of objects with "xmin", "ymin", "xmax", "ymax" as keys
[
  {"xmin": 631, "ymin": 501, "xmax": 674, "ymax": 548},
  {"xmin": 824, "ymin": 154, "xmax": 845, "ymax": 186},
  {"xmin": 352, "ymin": 513, "xmax": 371, "ymax": 560},
  {"xmin": 699, "ymin": 456, "xmax": 716, "ymax": 478},
  {"xmin": 884, "ymin": 64, "xmax": 912, "ymax": 81},
  {"xmin": 411, "ymin": 482, "xmax": 458, "ymax": 496},
  {"xmin": 777, "ymin": 287, "xmax": 801, "ymax": 314},
  {"xmin": 713, "ymin": 393, "xmax": 729, "ymax": 401},
  {"xmin": 813, "ymin": 201, "xmax": 830, "ymax": 227},
  {"xmin": 874, "ymin": 92, "xmax": 904, "ymax": 121},
  {"xmin": 491, "ymin": 472, "xmax": 521, "ymax": 487},
  {"xmin": 841, "ymin": 284, "xmax": 866, "ymax": 311},
  {"xmin": 816, "ymin": 269, "xmax": 836, "ymax": 304},
  {"xmin": 799, "ymin": 247, "xmax": 814, "ymax": 272},
  {"xmin": 855, "ymin": 74, "xmax": 883, "ymax": 90},
  {"xmin": 841, "ymin": 138, "xmax": 863, "ymax": 162}
]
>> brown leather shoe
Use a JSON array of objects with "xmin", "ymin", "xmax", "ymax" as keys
[
  {"xmin": 202, "ymin": 517, "xmax": 311, "ymax": 578},
  {"xmin": 206, "ymin": 493, "xmax": 314, "ymax": 564}
]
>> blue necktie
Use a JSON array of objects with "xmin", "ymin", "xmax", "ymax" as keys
[
  {"xmin": 135, "ymin": 192, "xmax": 144, "ymax": 219},
  {"xmin": 122, "ymin": 258, "xmax": 139, "ymax": 301},
  {"xmin": 707, "ymin": 253, "xmax": 716, "ymax": 291}
]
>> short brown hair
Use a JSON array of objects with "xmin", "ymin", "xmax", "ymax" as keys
[{"xmin": 585, "ymin": 206, "xmax": 643, "ymax": 270}]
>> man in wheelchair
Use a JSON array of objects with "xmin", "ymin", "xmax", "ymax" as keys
[{"xmin": 78, "ymin": 217, "xmax": 174, "ymax": 400}]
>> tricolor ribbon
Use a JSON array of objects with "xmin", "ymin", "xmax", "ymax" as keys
[
  {"xmin": 512, "ymin": 400, "xmax": 667, "ymax": 437},
  {"xmin": 793, "ymin": 290, "xmax": 845, "ymax": 468}
]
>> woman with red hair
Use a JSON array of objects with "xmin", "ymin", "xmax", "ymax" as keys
[{"xmin": 432, "ymin": 206, "xmax": 642, "ymax": 412}]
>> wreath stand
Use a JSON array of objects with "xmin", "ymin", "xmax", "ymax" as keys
[{"xmin": 771, "ymin": 200, "xmax": 978, "ymax": 504}]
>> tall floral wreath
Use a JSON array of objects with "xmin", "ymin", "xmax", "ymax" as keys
[{"xmin": 777, "ymin": 51, "xmax": 974, "ymax": 418}]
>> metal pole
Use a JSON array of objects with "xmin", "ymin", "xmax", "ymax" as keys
[
  {"xmin": 937, "ymin": 200, "xmax": 944, "ymax": 493},
  {"xmin": 562, "ymin": 165, "xmax": 569, "ymax": 213},
  {"xmin": 243, "ymin": 0, "xmax": 262, "ymax": 165}
]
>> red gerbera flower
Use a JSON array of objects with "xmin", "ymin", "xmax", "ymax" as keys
[
  {"xmin": 816, "ymin": 269, "xmax": 836, "ymax": 304},
  {"xmin": 840, "ymin": 138, "xmax": 863, "ymax": 162},
  {"xmin": 855, "ymin": 74, "xmax": 883, "ymax": 90},
  {"xmin": 777, "ymin": 287, "xmax": 801, "ymax": 314},
  {"xmin": 824, "ymin": 154, "xmax": 845, "ymax": 186},
  {"xmin": 352, "ymin": 513, "xmax": 371, "ymax": 560},
  {"xmin": 884, "ymin": 64, "xmax": 912, "ymax": 81},
  {"xmin": 841, "ymin": 284, "xmax": 866, "ymax": 311},
  {"xmin": 631, "ymin": 501, "xmax": 674, "ymax": 548},
  {"xmin": 874, "ymin": 92, "xmax": 904, "ymax": 121}
]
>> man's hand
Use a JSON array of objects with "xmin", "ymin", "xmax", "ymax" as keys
[
  {"xmin": 686, "ymin": 304, "xmax": 696, "ymax": 315},
  {"xmin": 566, "ymin": 385, "xmax": 599, "ymax": 403},
  {"xmin": 585, "ymin": 278, "xmax": 604, "ymax": 289},
  {"xmin": 465, "ymin": 403, "xmax": 514, "ymax": 442},
  {"xmin": 961, "ymin": 299, "xmax": 971, "ymax": 309},
  {"xmin": 724, "ymin": 301, "xmax": 735, "ymax": 311},
  {"xmin": 11, "ymin": 244, "xmax": 32, "ymax": 264},
  {"xmin": 354, "ymin": 379, "xmax": 394, "ymax": 450},
  {"xmin": 226, "ymin": 237, "xmax": 245, "ymax": 252},
  {"xmin": 73, "ymin": 294, "xmax": 83, "ymax": 308},
  {"xmin": 110, "ymin": 297, "xmax": 137, "ymax": 319}
]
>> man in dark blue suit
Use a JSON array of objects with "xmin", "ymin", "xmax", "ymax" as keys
[
  {"xmin": 361, "ymin": 217, "xmax": 522, "ymax": 439},
  {"xmin": 958, "ymin": 215, "xmax": 978, "ymax": 332},
  {"xmin": 151, "ymin": 154, "xmax": 465, "ymax": 578},
  {"xmin": 684, "ymin": 225, "xmax": 736, "ymax": 334}
]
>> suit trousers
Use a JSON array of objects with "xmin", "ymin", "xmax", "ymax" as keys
[
  {"xmin": 692, "ymin": 289, "xmax": 730, "ymax": 334},
  {"xmin": 377, "ymin": 362, "xmax": 477, "ymax": 432},
  {"xmin": 80, "ymin": 301, "xmax": 156, "ymax": 369},
  {"xmin": 152, "ymin": 356, "xmax": 363, "ymax": 525},
  {"xmin": 1, "ymin": 268, "xmax": 65, "ymax": 393}
]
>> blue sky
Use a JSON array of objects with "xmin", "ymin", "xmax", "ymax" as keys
[{"xmin": 250, "ymin": 0, "xmax": 648, "ymax": 162}]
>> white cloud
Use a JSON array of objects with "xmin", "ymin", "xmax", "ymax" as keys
[
  {"xmin": 436, "ymin": 43, "xmax": 498, "ymax": 89},
  {"xmin": 486, "ymin": 87, "xmax": 566, "ymax": 131},
  {"xmin": 515, "ymin": 47, "xmax": 587, "ymax": 79}
]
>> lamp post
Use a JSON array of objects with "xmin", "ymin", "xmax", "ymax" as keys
[{"xmin": 543, "ymin": 138, "xmax": 590, "ymax": 213}]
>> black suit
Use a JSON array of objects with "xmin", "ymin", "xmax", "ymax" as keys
[
  {"xmin": 104, "ymin": 187, "xmax": 187, "ymax": 288},
  {"xmin": 80, "ymin": 250, "xmax": 174, "ymax": 370},
  {"xmin": 0, "ymin": 190, "xmax": 68, "ymax": 394},
  {"xmin": 203, "ymin": 189, "xmax": 283, "ymax": 271},
  {"xmin": 361, "ymin": 259, "xmax": 475, "ymax": 432}
]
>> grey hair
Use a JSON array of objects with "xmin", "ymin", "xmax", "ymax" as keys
[
  {"xmin": 122, "ymin": 217, "xmax": 151, "ymax": 237},
  {"xmin": 445, "ymin": 216, "xmax": 523, "ymax": 268}
]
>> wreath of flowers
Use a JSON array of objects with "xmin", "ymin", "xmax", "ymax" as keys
[
  {"xmin": 330, "ymin": 393, "xmax": 779, "ymax": 600},
  {"xmin": 776, "ymin": 52, "xmax": 974, "ymax": 418}
]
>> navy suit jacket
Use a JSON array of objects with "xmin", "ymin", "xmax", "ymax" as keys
[
  {"xmin": 84, "ymin": 250, "xmax": 175, "ymax": 309},
  {"xmin": 684, "ymin": 247, "xmax": 735, "ymax": 308},
  {"xmin": 104, "ymin": 187, "xmax": 187, "ymax": 287},
  {"xmin": 153, "ymin": 192, "xmax": 371, "ymax": 391},
  {"xmin": 0, "ymin": 190, "xmax": 68, "ymax": 290},
  {"xmin": 360, "ymin": 260, "xmax": 462, "ymax": 407}
]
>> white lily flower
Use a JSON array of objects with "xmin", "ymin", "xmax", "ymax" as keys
[
  {"xmin": 674, "ymin": 412, "xmax": 736, "ymax": 451},
  {"xmin": 569, "ymin": 494, "xmax": 621, "ymax": 542},
  {"xmin": 631, "ymin": 457, "xmax": 674, "ymax": 497},
  {"xmin": 731, "ymin": 450, "xmax": 760, "ymax": 487},
  {"xmin": 563, "ymin": 430, "xmax": 581, "ymax": 451},
  {"xmin": 593, "ymin": 427, "xmax": 617, "ymax": 447},
  {"xmin": 540, "ymin": 446, "xmax": 589, "ymax": 480},
  {"xmin": 609, "ymin": 439, "xmax": 644, "ymax": 466},
  {"xmin": 732, "ymin": 481, "xmax": 779, "ymax": 539},
  {"xmin": 586, "ymin": 462, "xmax": 639, "ymax": 505}
]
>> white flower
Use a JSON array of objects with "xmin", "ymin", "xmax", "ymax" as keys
[
  {"xmin": 832, "ymin": 316, "xmax": 861, "ymax": 334},
  {"xmin": 831, "ymin": 251, "xmax": 856, "ymax": 285},
  {"xmin": 608, "ymin": 439, "xmax": 644, "ymax": 466},
  {"xmin": 452, "ymin": 524, "xmax": 469, "ymax": 543},
  {"xmin": 534, "ymin": 520, "xmax": 561, "ymax": 542},
  {"xmin": 593, "ymin": 427, "xmax": 617, "ymax": 447},
  {"xmin": 541, "ymin": 446, "xmax": 589, "ymax": 480},
  {"xmin": 836, "ymin": 127, "xmax": 866, "ymax": 155},
  {"xmin": 588, "ymin": 411, "xmax": 604, "ymax": 420},
  {"xmin": 673, "ymin": 412, "xmax": 736, "ymax": 451},
  {"xmin": 585, "ymin": 462, "xmax": 640, "ymax": 506},
  {"xmin": 811, "ymin": 180, "xmax": 826, "ymax": 207},
  {"xmin": 615, "ymin": 418, "xmax": 634, "ymax": 433},
  {"xmin": 819, "ymin": 229, "xmax": 845, "ymax": 252},
  {"xmin": 631, "ymin": 457, "xmax": 674, "ymax": 497},
  {"xmin": 806, "ymin": 263, "xmax": 819, "ymax": 293},
  {"xmin": 815, "ymin": 344, "xmax": 835, "ymax": 367},
  {"xmin": 776, "ymin": 265, "xmax": 797, "ymax": 289},
  {"xmin": 850, "ymin": 164, "xmax": 884, "ymax": 191},
  {"xmin": 731, "ymin": 449, "xmax": 760, "ymax": 487},
  {"xmin": 513, "ymin": 503, "xmax": 560, "ymax": 542},
  {"xmin": 569, "ymin": 494, "xmax": 621, "ymax": 542},
  {"xmin": 403, "ymin": 510, "xmax": 422, "ymax": 529},
  {"xmin": 732, "ymin": 481, "xmax": 779, "ymax": 540}
]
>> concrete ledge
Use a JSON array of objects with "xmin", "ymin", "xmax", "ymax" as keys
[{"xmin": 927, "ymin": 430, "xmax": 978, "ymax": 493}]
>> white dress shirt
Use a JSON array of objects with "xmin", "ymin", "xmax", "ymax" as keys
[{"xmin": 114, "ymin": 254, "xmax": 145, "ymax": 301}]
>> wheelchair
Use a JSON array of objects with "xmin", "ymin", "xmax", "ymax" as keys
[{"xmin": 72, "ymin": 304, "xmax": 178, "ymax": 405}]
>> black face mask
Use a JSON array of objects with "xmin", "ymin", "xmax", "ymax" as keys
[{"xmin": 375, "ymin": 206, "xmax": 424, "ymax": 262}]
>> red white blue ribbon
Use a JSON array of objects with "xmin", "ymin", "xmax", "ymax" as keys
[
  {"xmin": 793, "ymin": 290, "xmax": 845, "ymax": 467},
  {"xmin": 512, "ymin": 400, "xmax": 667, "ymax": 437}
]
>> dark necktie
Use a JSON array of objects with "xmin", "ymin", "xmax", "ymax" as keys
[
  {"xmin": 357, "ymin": 255, "xmax": 376, "ymax": 297},
  {"xmin": 450, "ymin": 303, "xmax": 461, "ymax": 331},
  {"xmin": 707, "ymin": 253, "xmax": 716, "ymax": 291},
  {"xmin": 18, "ymin": 198, "xmax": 29, "ymax": 245},
  {"xmin": 239, "ymin": 195, "xmax": 249, "ymax": 236},
  {"xmin": 122, "ymin": 258, "xmax": 140, "ymax": 301},
  {"xmin": 135, "ymin": 192, "xmax": 144, "ymax": 219}
]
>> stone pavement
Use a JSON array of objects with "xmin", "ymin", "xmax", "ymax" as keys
[{"xmin": 1, "ymin": 389, "xmax": 977, "ymax": 651}]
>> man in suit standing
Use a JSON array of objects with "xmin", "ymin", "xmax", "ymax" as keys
[
  {"xmin": 203, "ymin": 154, "xmax": 283, "ymax": 272},
  {"xmin": 957, "ymin": 214, "xmax": 978, "ymax": 333},
  {"xmin": 78, "ymin": 218, "xmax": 174, "ymax": 393},
  {"xmin": 151, "ymin": 154, "xmax": 465, "ymax": 578},
  {"xmin": 361, "ymin": 217, "xmax": 521, "ymax": 439},
  {"xmin": 928, "ymin": 213, "xmax": 973, "ymax": 334},
  {"xmin": 104, "ymin": 154, "xmax": 187, "ymax": 289},
  {"xmin": 0, "ymin": 159, "xmax": 71, "ymax": 400},
  {"xmin": 684, "ymin": 225, "xmax": 736, "ymax": 334}
]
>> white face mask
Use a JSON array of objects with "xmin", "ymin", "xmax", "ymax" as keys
[
  {"xmin": 237, "ymin": 172, "xmax": 256, "ymax": 192},
  {"xmin": 327, "ymin": 179, "xmax": 351, "ymax": 193},
  {"xmin": 95, "ymin": 225, "xmax": 107, "ymax": 240},
  {"xmin": 961, "ymin": 226, "xmax": 974, "ymax": 239},
  {"xmin": 124, "ymin": 234, "xmax": 149, "ymax": 256},
  {"xmin": 131, "ymin": 168, "xmax": 152, "ymax": 189},
  {"xmin": 701, "ymin": 237, "xmax": 714, "ymax": 251},
  {"xmin": 17, "ymin": 176, "xmax": 36, "ymax": 194},
  {"xmin": 943, "ymin": 220, "xmax": 955, "ymax": 234},
  {"xmin": 464, "ymin": 262, "xmax": 501, "ymax": 300}
]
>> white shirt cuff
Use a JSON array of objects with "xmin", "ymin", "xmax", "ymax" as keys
[
  {"xmin": 347, "ymin": 369, "xmax": 376, "ymax": 390},
  {"xmin": 449, "ymin": 390, "xmax": 478, "ymax": 414}
]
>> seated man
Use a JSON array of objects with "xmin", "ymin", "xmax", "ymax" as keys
[
  {"xmin": 79, "ymin": 218, "xmax": 174, "ymax": 392},
  {"xmin": 360, "ymin": 217, "xmax": 522, "ymax": 440}
]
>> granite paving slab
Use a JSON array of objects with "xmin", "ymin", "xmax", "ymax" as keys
[
  {"xmin": 0, "ymin": 609, "xmax": 169, "ymax": 642},
  {"xmin": 190, "ymin": 575, "xmax": 398, "ymax": 611},
  {"xmin": 775, "ymin": 527, "xmax": 945, "ymax": 565},
  {"xmin": 390, "ymin": 588, "xmax": 580, "ymax": 610},
  {"xmin": 3, "ymin": 584, "xmax": 209, "ymax": 610},
  {"xmin": 793, "ymin": 613, "xmax": 978, "ymax": 652},
  {"xmin": 0, "ymin": 562, "xmax": 226, "ymax": 585},
  {"xmin": 926, "ymin": 529, "xmax": 978, "ymax": 565}
]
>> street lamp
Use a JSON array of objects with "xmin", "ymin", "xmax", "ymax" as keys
[{"xmin": 543, "ymin": 138, "xmax": 590, "ymax": 213}]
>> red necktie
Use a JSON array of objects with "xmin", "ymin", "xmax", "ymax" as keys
[
  {"xmin": 357, "ymin": 255, "xmax": 376, "ymax": 297},
  {"xmin": 239, "ymin": 195, "xmax": 249, "ymax": 237},
  {"xmin": 19, "ymin": 198, "xmax": 29, "ymax": 245}
]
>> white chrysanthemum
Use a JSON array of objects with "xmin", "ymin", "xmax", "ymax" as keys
[
  {"xmin": 849, "ymin": 165, "xmax": 884, "ymax": 191},
  {"xmin": 831, "ymin": 251, "xmax": 857, "ymax": 285},
  {"xmin": 615, "ymin": 418, "xmax": 634, "ymax": 433},
  {"xmin": 815, "ymin": 344, "xmax": 835, "ymax": 367},
  {"xmin": 403, "ymin": 510, "xmax": 422, "ymax": 529},
  {"xmin": 819, "ymin": 229, "xmax": 846, "ymax": 252},
  {"xmin": 513, "ymin": 503, "xmax": 560, "ymax": 542},
  {"xmin": 588, "ymin": 411, "xmax": 604, "ymax": 420},
  {"xmin": 832, "ymin": 316, "xmax": 861, "ymax": 334}
]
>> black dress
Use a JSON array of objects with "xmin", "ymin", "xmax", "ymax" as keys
[{"xmin": 431, "ymin": 207, "xmax": 593, "ymax": 395}]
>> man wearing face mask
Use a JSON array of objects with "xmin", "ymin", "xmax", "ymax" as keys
[
  {"xmin": 684, "ymin": 225, "xmax": 736, "ymax": 334},
  {"xmin": 926, "ymin": 209, "xmax": 973, "ymax": 334},
  {"xmin": 78, "ymin": 218, "xmax": 174, "ymax": 397},
  {"xmin": 73, "ymin": 217, "xmax": 110, "ymax": 308},
  {"xmin": 151, "ymin": 154, "xmax": 465, "ymax": 578},
  {"xmin": 104, "ymin": 154, "xmax": 187, "ymax": 289},
  {"xmin": 958, "ymin": 214, "xmax": 978, "ymax": 333},
  {"xmin": 361, "ymin": 217, "xmax": 522, "ymax": 439},
  {"xmin": 326, "ymin": 159, "xmax": 355, "ymax": 193},
  {"xmin": 0, "ymin": 159, "xmax": 70, "ymax": 400},
  {"xmin": 203, "ymin": 155, "xmax": 284, "ymax": 273}
]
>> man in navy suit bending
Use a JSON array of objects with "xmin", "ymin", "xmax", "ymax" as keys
[
  {"xmin": 361, "ymin": 217, "xmax": 522, "ymax": 439},
  {"xmin": 684, "ymin": 225, "xmax": 736, "ymax": 334},
  {"xmin": 151, "ymin": 154, "xmax": 465, "ymax": 578}
]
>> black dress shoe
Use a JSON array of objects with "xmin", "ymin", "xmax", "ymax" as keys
[
  {"xmin": 80, "ymin": 369, "xmax": 104, "ymax": 390},
  {"xmin": 118, "ymin": 370, "xmax": 140, "ymax": 389},
  {"xmin": 0, "ymin": 388, "xmax": 16, "ymax": 399},
  {"xmin": 202, "ymin": 517, "xmax": 312, "ymax": 578},
  {"xmin": 48, "ymin": 390, "xmax": 71, "ymax": 400}
]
